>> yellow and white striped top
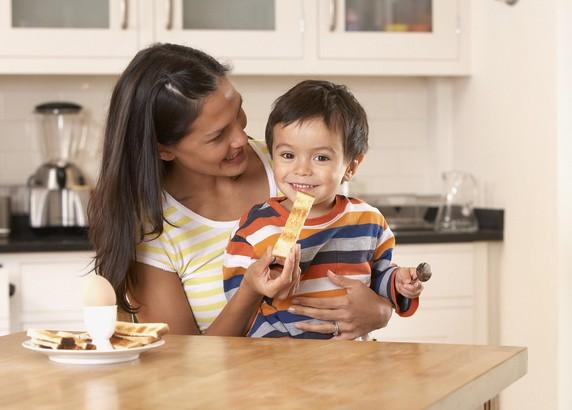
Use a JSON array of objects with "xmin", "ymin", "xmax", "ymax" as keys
[{"xmin": 136, "ymin": 140, "xmax": 277, "ymax": 332}]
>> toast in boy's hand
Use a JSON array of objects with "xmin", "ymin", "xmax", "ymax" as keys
[{"xmin": 272, "ymin": 191, "xmax": 314, "ymax": 260}]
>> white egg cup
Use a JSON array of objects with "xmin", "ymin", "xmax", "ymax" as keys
[{"xmin": 83, "ymin": 305, "xmax": 117, "ymax": 351}]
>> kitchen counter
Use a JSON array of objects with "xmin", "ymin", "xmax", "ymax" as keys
[
  {"xmin": 1, "ymin": 333, "xmax": 527, "ymax": 409},
  {"xmin": 0, "ymin": 208, "xmax": 503, "ymax": 253},
  {"xmin": 0, "ymin": 215, "xmax": 90, "ymax": 253}
]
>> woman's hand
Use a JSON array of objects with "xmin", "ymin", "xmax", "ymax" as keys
[
  {"xmin": 395, "ymin": 266, "xmax": 424, "ymax": 299},
  {"xmin": 243, "ymin": 245, "xmax": 301, "ymax": 299},
  {"xmin": 288, "ymin": 271, "xmax": 393, "ymax": 340}
]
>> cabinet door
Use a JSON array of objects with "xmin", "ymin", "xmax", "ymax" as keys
[
  {"xmin": 0, "ymin": 264, "xmax": 9, "ymax": 335},
  {"xmin": 370, "ymin": 243, "xmax": 488, "ymax": 344},
  {"xmin": 15, "ymin": 253, "xmax": 93, "ymax": 331},
  {"xmin": 318, "ymin": 0, "xmax": 460, "ymax": 60},
  {"xmin": 0, "ymin": 0, "xmax": 139, "ymax": 58},
  {"xmin": 154, "ymin": 0, "xmax": 304, "ymax": 60}
]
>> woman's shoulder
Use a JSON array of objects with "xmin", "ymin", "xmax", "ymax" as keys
[{"xmin": 248, "ymin": 138, "xmax": 270, "ymax": 157}]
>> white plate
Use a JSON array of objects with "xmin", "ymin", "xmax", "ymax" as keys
[{"xmin": 22, "ymin": 339, "xmax": 165, "ymax": 365}]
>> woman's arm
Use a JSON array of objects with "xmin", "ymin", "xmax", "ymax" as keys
[
  {"xmin": 209, "ymin": 245, "xmax": 302, "ymax": 336},
  {"xmin": 204, "ymin": 279, "xmax": 262, "ymax": 336},
  {"xmin": 130, "ymin": 262, "xmax": 200, "ymax": 335}
]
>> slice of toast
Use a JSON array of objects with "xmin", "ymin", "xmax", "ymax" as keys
[
  {"xmin": 27, "ymin": 329, "xmax": 94, "ymax": 350},
  {"xmin": 109, "ymin": 335, "xmax": 147, "ymax": 350},
  {"xmin": 272, "ymin": 191, "xmax": 314, "ymax": 259},
  {"xmin": 114, "ymin": 321, "xmax": 170, "ymax": 339},
  {"xmin": 112, "ymin": 333, "xmax": 158, "ymax": 345}
]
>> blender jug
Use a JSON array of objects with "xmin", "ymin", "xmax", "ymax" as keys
[
  {"xmin": 35, "ymin": 102, "xmax": 85, "ymax": 165},
  {"xmin": 29, "ymin": 102, "xmax": 90, "ymax": 228},
  {"xmin": 434, "ymin": 171, "xmax": 479, "ymax": 233}
]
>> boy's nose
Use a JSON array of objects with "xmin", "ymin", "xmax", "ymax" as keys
[{"xmin": 294, "ymin": 159, "xmax": 312, "ymax": 176}]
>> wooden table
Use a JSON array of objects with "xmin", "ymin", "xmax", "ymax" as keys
[{"xmin": 0, "ymin": 333, "xmax": 526, "ymax": 409}]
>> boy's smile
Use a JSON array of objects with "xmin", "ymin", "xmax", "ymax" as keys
[{"xmin": 272, "ymin": 117, "xmax": 352, "ymax": 218}]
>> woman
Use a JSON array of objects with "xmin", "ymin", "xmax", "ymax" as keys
[{"xmin": 88, "ymin": 43, "xmax": 395, "ymax": 338}]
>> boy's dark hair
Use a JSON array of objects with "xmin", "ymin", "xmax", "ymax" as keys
[{"xmin": 265, "ymin": 80, "xmax": 369, "ymax": 160}]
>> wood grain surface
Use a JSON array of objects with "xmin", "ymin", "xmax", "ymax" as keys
[{"xmin": 0, "ymin": 333, "xmax": 526, "ymax": 409}]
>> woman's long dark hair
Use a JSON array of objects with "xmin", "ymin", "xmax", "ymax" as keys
[{"xmin": 88, "ymin": 43, "xmax": 228, "ymax": 313}]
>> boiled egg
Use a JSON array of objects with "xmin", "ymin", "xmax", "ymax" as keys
[{"xmin": 83, "ymin": 274, "xmax": 116, "ymax": 306}]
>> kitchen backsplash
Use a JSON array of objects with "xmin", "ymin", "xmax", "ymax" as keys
[{"xmin": 0, "ymin": 75, "xmax": 437, "ymax": 195}]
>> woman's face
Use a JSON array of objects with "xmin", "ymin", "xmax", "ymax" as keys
[{"xmin": 159, "ymin": 77, "xmax": 249, "ymax": 178}]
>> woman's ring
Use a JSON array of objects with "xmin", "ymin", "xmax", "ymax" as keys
[{"xmin": 333, "ymin": 320, "xmax": 341, "ymax": 336}]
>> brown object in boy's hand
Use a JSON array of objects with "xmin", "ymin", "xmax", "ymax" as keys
[{"xmin": 416, "ymin": 262, "xmax": 432, "ymax": 282}]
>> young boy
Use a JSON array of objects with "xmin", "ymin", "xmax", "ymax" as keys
[{"xmin": 223, "ymin": 80, "xmax": 423, "ymax": 339}]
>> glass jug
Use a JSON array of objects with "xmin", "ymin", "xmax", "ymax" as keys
[
  {"xmin": 434, "ymin": 171, "xmax": 479, "ymax": 233},
  {"xmin": 35, "ymin": 102, "xmax": 85, "ymax": 166}
]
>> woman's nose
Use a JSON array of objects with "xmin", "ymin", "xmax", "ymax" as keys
[{"xmin": 229, "ymin": 126, "xmax": 248, "ymax": 148}]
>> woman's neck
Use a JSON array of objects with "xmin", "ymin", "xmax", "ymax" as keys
[{"xmin": 164, "ymin": 145, "xmax": 269, "ymax": 221}]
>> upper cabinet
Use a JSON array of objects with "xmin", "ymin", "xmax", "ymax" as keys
[
  {"xmin": 0, "ymin": 0, "xmax": 140, "ymax": 73},
  {"xmin": 0, "ymin": 0, "xmax": 470, "ymax": 76},
  {"xmin": 154, "ymin": 0, "xmax": 304, "ymax": 60},
  {"xmin": 319, "ymin": 0, "xmax": 458, "ymax": 60}
]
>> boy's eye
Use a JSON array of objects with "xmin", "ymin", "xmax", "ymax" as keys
[
  {"xmin": 280, "ymin": 152, "xmax": 294, "ymax": 159},
  {"xmin": 314, "ymin": 155, "xmax": 330, "ymax": 161}
]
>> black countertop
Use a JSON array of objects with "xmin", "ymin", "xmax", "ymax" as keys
[{"xmin": 0, "ymin": 209, "xmax": 503, "ymax": 254}]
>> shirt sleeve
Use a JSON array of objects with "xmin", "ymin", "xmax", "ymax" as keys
[
  {"xmin": 223, "ymin": 224, "xmax": 256, "ymax": 302},
  {"xmin": 136, "ymin": 232, "xmax": 178, "ymax": 273},
  {"xmin": 370, "ymin": 217, "xmax": 419, "ymax": 317}
]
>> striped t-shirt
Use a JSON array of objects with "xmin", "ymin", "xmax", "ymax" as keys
[
  {"xmin": 136, "ymin": 140, "xmax": 278, "ymax": 332},
  {"xmin": 223, "ymin": 195, "xmax": 418, "ymax": 339}
]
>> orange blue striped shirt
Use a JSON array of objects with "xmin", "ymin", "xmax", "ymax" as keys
[{"xmin": 223, "ymin": 195, "xmax": 418, "ymax": 338}]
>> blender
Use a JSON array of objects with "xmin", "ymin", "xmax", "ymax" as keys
[{"xmin": 28, "ymin": 102, "xmax": 91, "ymax": 228}]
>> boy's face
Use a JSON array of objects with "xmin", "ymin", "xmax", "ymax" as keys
[{"xmin": 272, "ymin": 118, "xmax": 351, "ymax": 217}]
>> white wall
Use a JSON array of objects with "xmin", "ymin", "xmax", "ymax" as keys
[
  {"xmin": 452, "ymin": 1, "xmax": 563, "ymax": 408},
  {"xmin": 0, "ymin": 76, "xmax": 440, "ymax": 196},
  {"xmin": 557, "ymin": 0, "xmax": 572, "ymax": 408}
]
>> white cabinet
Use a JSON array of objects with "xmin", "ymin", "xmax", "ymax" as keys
[
  {"xmin": 0, "ymin": 0, "xmax": 140, "ymax": 73},
  {"xmin": 154, "ymin": 0, "xmax": 304, "ymax": 60},
  {"xmin": 370, "ymin": 242, "xmax": 489, "ymax": 344},
  {"xmin": 0, "ymin": 263, "xmax": 9, "ymax": 335},
  {"xmin": 1, "ymin": 252, "xmax": 93, "ymax": 332},
  {"xmin": 318, "ymin": 0, "xmax": 461, "ymax": 61},
  {"xmin": 0, "ymin": 0, "xmax": 469, "ymax": 75}
]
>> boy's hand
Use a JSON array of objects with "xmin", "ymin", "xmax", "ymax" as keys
[
  {"xmin": 243, "ymin": 245, "xmax": 301, "ymax": 300},
  {"xmin": 395, "ymin": 267, "xmax": 424, "ymax": 299}
]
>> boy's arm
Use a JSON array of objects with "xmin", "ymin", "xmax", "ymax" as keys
[{"xmin": 370, "ymin": 221, "xmax": 419, "ymax": 317}]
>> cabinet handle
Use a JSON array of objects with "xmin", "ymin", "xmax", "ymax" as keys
[
  {"xmin": 329, "ymin": 0, "xmax": 337, "ymax": 31},
  {"xmin": 9, "ymin": 283, "xmax": 15, "ymax": 298},
  {"xmin": 165, "ymin": 0, "xmax": 173, "ymax": 30},
  {"xmin": 120, "ymin": 0, "xmax": 128, "ymax": 30}
]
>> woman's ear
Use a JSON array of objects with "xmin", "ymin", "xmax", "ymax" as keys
[
  {"xmin": 158, "ymin": 144, "xmax": 175, "ymax": 161},
  {"xmin": 343, "ymin": 154, "xmax": 365, "ymax": 182}
]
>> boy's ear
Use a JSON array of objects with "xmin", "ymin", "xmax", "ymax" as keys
[
  {"xmin": 343, "ymin": 154, "xmax": 365, "ymax": 182},
  {"xmin": 158, "ymin": 144, "xmax": 175, "ymax": 161}
]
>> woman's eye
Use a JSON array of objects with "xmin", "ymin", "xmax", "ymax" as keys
[{"xmin": 209, "ymin": 132, "xmax": 223, "ymax": 142}]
